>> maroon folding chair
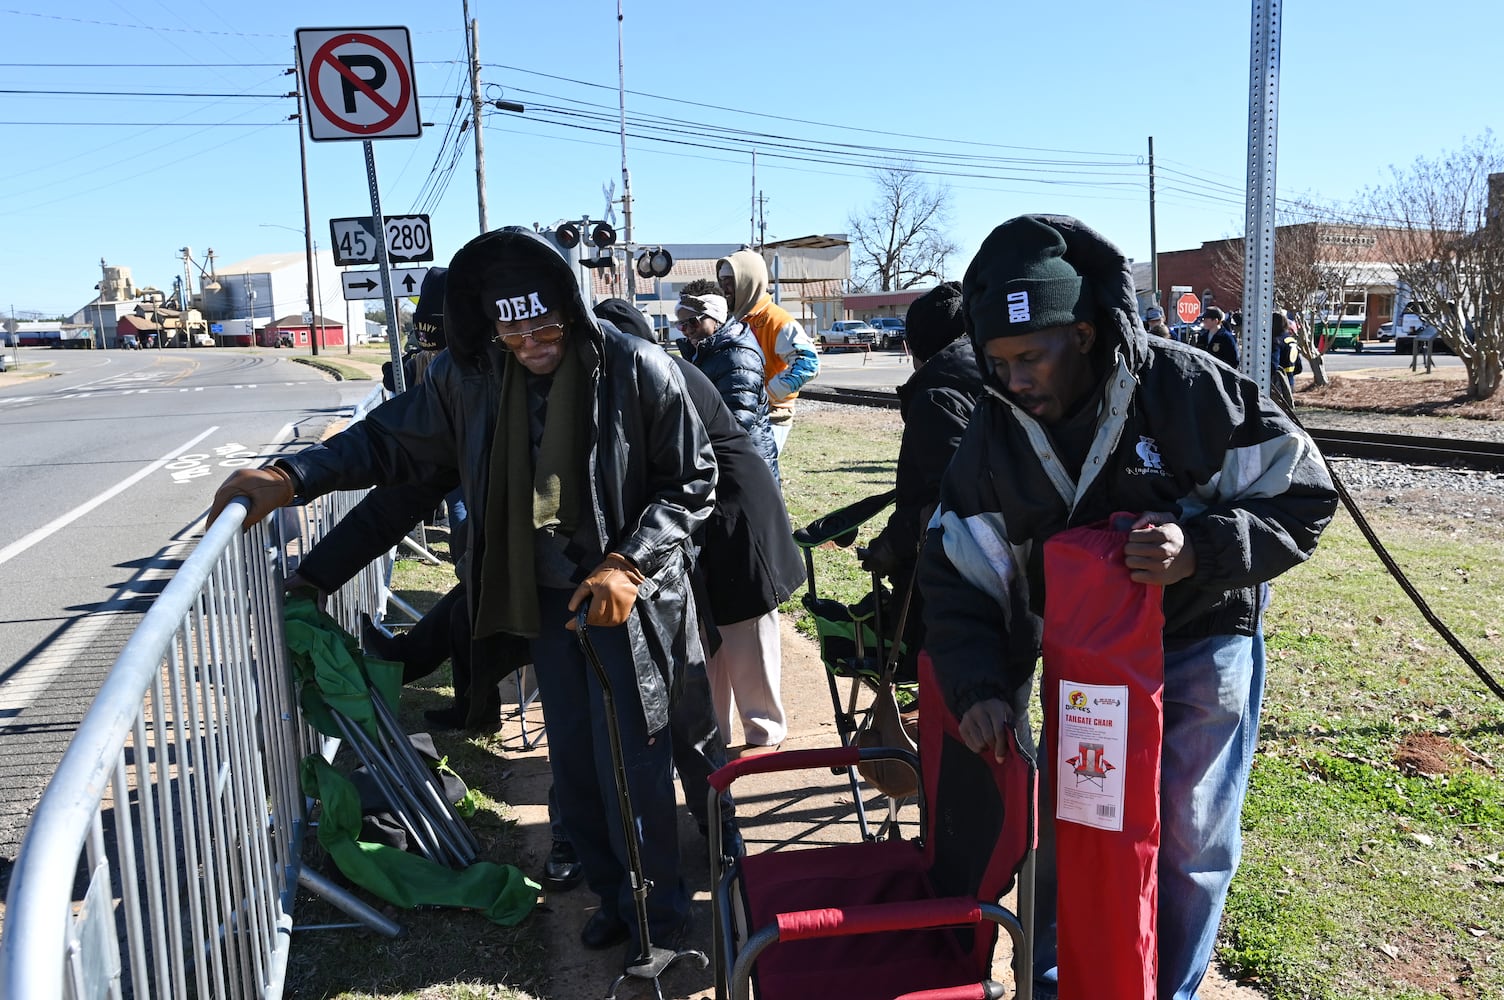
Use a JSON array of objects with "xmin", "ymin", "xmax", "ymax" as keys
[{"xmin": 706, "ymin": 654, "xmax": 1037, "ymax": 1000}]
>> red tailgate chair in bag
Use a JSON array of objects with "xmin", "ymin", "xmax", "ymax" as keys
[
  {"xmin": 1041, "ymin": 517, "xmax": 1166, "ymax": 1000},
  {"xmin": 706, "ymin": 654, "xmax": 1037, "ymax": 1000}
]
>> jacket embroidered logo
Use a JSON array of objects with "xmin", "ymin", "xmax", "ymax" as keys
[
  {"xmin": 1129, "ymin": 436, "xmax": 1169, "ymax": 477},
  {"xmin": 1006, "ymin": 291, "xmax": 1030, "ymax": 324},
  {"xmin": 494, "ymin": 292, "xmax": 548, "ymax": 322}
]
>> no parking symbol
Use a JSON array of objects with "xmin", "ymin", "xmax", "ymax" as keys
[{"xmin": 296, "ymin": 27, "xmax": 422, "ymax": 142}]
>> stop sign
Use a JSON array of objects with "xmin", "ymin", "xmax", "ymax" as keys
[{"xmin": 1176, "ymin": 293, "xmax": 1202, "ymax": 325}]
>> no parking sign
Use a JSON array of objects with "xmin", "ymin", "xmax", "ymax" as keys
[{"xmin": 296, "ymin": 27, "xmax": 421, "ymax": 142}]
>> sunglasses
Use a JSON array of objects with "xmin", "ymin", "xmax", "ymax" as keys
[
  {"xmin": 675, "ymin": 317, "xmax": 703, "ymax": 333},
  {"xmin": 494, "ymin": 322, "xmax": 566, "ymax": 351}
]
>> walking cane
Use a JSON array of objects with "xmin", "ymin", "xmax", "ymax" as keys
[{"xmin": 574, "ymin": 602, "xmax": 709, "ymax": 999}]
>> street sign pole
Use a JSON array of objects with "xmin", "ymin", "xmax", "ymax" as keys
[{"xmin": 364, "ymin": 140, "xmax": 405, "ymax": 393}]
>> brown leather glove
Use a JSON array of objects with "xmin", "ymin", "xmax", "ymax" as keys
[
  {"xmin": 208, "ymin": 465, "xmax": 296, "ymax": 532},
  {"xmin": 567, "ymin": 553, "xmax": 645, "ymax": 629}
]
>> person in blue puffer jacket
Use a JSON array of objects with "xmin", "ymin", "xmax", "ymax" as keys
[{"xmin": 673, "ymin": 279, "xmax": 780, "ymax": 485}]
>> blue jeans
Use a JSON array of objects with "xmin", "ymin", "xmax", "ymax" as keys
[
  {"xmin": 529, "ymin": 588, "xmax": 688, "ymax": 940},
  {"xmin": 1033, "ymin": 629, "xmax": 1265, "ymax": 1000}
]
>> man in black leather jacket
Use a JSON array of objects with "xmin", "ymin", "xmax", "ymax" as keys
[{"xmin": 210, "ymin": 227, "xmax": 716, "ymax": 956}]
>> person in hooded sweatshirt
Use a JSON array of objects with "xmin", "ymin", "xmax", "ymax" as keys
[
  {"xmin": 858, "ymin": 281, "xmax": 982, "ymax": 682},
  {"xmin": 716, "ymin": 248, "xmax": 820, "ymax": 455},
  {"xmin": 209, "ymin": 227, "xmax": 716, "ymax": 959},
  {"xmin": 919, "ymin": 215, "xmax": 1338, "ymax": 1000}
]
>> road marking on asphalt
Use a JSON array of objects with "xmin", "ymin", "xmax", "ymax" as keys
[{"xmin": 0, "ymin": 426, "xmax": 219, "ymax": 567}]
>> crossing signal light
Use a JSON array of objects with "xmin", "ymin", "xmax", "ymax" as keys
[{"xmin": 590, "ymin": 222, "xmax": 617, "ymax": 249}]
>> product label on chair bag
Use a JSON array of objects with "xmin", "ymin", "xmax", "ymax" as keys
[{"xmin": 1055, "ymin": 680, "xmax": 1129, "ymax": 832}]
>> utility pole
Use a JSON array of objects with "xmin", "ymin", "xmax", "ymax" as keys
[
  {"xmin": 293, "ymin": 59, "xmax": 320, "ymax": 356},
  {"xmin": 1148, "ymin": 136, "xmax": 1159, "ymax": 316},
  {"xmin": 464, "ymin": 0, "xmax": 489, "ymax": 232},
  {"xmin": 750, "ymin": 150, "xmax": 757, "ymax": 247},
  {"xmin": 758, "ymin": 192, "xmax": 767, "ymax": 250},
  {"xmin": 616, "ymin": 0, "xmax": 635, "ymax": 299}
]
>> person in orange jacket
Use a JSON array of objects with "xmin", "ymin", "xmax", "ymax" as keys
[{"xmin": 716, "ymin": 248, "xmax": 820, "ymax": 456}]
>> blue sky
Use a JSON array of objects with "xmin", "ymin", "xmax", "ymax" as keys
[{"xmin": 2, "ymin": 0, "xmax": 1498, "ymax": 318}]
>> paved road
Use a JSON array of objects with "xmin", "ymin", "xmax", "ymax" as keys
[
  {"xmin": 0, "ymin": 348, "xmax": 377, "ymax": 877},
  {"xmin": 807, "ymin": 341, "xmax": 1463, "ymax": 394}
]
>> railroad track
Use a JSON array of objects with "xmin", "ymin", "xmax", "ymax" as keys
[{"xmin": 800, "ymin": 386, "xmax": 1504, "ymax": 473}]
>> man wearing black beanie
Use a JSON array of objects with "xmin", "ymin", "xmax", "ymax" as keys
[
  {"xmin": 920, "ymin": 215, "xmax": 1338, "ymax": 1000},
  {"xmin": 859, "ymin": 281, "xmax": 981, "ymax": 679}
]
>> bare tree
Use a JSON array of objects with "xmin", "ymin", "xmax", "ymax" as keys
[
  {"xmin": 1363, "ymin": 133, "xmax": 1504, "ymax": 400},
  {"xmin": 1208, "ymin": 200, "xmax": 1369, "ymax": 388},
  {"xmin": 847, "ymin": 166, "xmax": 958, "ymax": 291}
]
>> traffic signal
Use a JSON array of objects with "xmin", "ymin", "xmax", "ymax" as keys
[{"xmin": 635, "ymin": 247, "xmax": 673, "ymax": 279}]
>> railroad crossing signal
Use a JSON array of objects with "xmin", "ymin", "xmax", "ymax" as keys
[
  {"xmin": 296, "ymin": 27, "xmax": 421, "ymax": 142},
  {"xmin": 1176, "ymin": 293, "xmax": 1202, "ymax": 325},
  {"xmin": 342, "ymin": 267, "xmax": 428, "ymax": 301}
]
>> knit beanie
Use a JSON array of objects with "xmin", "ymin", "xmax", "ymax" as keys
[
  {"xmin": 964, "ymin": 216, "xmax": 1093, "ymax": 341},
  {"xmin": 904, "ymin": 281, "xmax": 964, "ymax": 363},
  {"xmin": 412, "ymin": 267, "xmax": 448, "ymax": 350},
  {"xmin": 593, "ymin": 297, "xmax": 654, "ymax": 343},
  {"xmin": 476, "ymin": 258, "xmax": 568, "ymax": 324}
]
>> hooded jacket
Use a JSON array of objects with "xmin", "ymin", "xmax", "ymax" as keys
[
  {"xmin": 869, "ymin": 335, "xmax": 983, "ymax": 567},
  {"xmin": 678, "ymin": 320, "xmax": 780, "ymax": 481},
  {"xmin": 279, "ymin": 227, "xmax": 717, "ymax": 734},
  {"xmin": 716, "ymin": 249, "xmax": 820, "ymax": 420},
  {"xmin": 920, "ymin": 215, "xmax": 1338, "ymax": 720}
]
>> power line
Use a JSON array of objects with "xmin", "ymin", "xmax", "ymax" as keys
[{"xmin": 1, "ymin": 88, "xmax": 291, "ymax": 98}]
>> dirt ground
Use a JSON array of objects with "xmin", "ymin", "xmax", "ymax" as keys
[{"xmin": 500, "ymin": 618, "xmax": 1262, "ymax": 1000}]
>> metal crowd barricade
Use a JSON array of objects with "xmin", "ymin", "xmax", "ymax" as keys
[{"xmin": 0, "ymin": 389, "xmax": 413, "ymax": 1000}]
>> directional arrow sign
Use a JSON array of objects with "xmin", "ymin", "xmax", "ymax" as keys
[{"xmin": 341, "ymin": 267, "xmax": 428, "ymax": 301}]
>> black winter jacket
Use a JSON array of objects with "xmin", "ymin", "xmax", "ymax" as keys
[
  {"xmin": 680, "ymin": 322, "xmax": 780, "ymax": 482},
  {"xmin": 279, "ymin": 227, "xmax": 717, "ymax": 734},
  {"xmin": 869, "ymin": 337, "xmax": 983, "ymax": 566},
  {"xmin": 920, "ymin": 215, "xmax": 1338, "ymax": 720},
  {"xmin": 673, "ymin": 359, "xmax": 805, "ymax": 624},
  {"xmin": 295, "ymin": 478, "xmax": 456, "ymax": 593}
]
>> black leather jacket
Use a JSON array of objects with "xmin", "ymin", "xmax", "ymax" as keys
[{"xmin": 280, "ymin": 228, "xmax": 717, "ymax": 734}]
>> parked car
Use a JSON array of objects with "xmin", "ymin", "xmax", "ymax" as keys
[
  {"xmin": 1377, "ymin": 322, "xmax": 1395, "ymax": 343},
  {"xmin": 869, "ymin": 317, "xmax": 907, "ymax": 349},
  {"xmin": 819, "ymin": 320, "xmax": 878, "ymax": 347},
  {"xmin": 119, "ymin": 334, "xmax": 141, "ymax": 350}
]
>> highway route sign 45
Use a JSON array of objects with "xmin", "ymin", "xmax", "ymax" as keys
[{"xmin": 330, "ymin": 214, "xmax": 433, "ymax": 266}]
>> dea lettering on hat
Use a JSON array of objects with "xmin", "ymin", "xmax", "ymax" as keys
[{"xmin": 493, "ymin": 292, "xmax": 549, "ymax": 323}]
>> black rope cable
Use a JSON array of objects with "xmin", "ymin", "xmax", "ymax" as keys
[{"xmin": 1274, "ymin": 386, "xmax": 1504, "ymax": 701}]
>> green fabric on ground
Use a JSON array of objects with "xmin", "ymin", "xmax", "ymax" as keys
[
  {"xmin": 301, "ymin": 756, "xmax": 538, "ymax": 925},
  {"xmin": 284, "ymin": 594, "xmax": 538, "ymax": 926},
  {"xmin": 283, "ymin": 594, "xmax": 403, "ymax": 739}
]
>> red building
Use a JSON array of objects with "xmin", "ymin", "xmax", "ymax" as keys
[{"xmin": 263, "ymin": 314, "xmax": 345, "ymax": 349}]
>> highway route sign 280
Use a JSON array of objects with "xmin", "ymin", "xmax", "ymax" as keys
[{"xmin": 329, "ymin": 215, "xmax": 434, "ymax": 266}]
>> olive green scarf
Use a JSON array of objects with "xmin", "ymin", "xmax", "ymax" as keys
[{"xmin": 473, "ymin": 346, "xmax": 588, "ymax": 638}]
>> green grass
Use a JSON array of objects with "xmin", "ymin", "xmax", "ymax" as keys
[
  {"xmin": 285, "ymin": 404, "xmax": 1504, "ymax": 999},
  {"xmin": 777, "ymin": 405, "xmax": 904, "ymax": 633},
  {"xmin": 1223, "ymin": 505, "xmax": 1504, "ymax": 999},
  {"xmin": 291, "ymin": 355, "xmax": 374, "ymax": 381}
]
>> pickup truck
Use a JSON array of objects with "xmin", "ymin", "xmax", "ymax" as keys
[
  {"xmin": 869, "ymin": 317, "xmax": 906, "ymax": 349},
  {"xmin": 819, "ymin": 320, "xmax": 878, "ymax": 347}
]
